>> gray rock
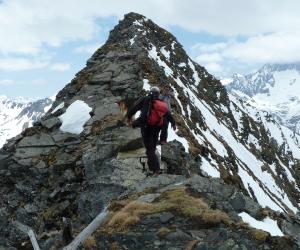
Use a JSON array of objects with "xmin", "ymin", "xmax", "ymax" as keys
[
  {"xmin": 77, "ymin": 184, "xmax": 123, "ymax": 223},
  {"xmin": 133, "ymin": 174, "xmax": 187, "ymax": 193},
  {"xmin": 281, "ymin": 220, "xmax": 300, "ymax": 245},
  {"xmin": 117, "ymin": 127, "xmax": 143, "ymax": 152},
  {"xmin": 137, "ymin": 193, "xmax": 160, "ymax": 203},
  {"xmin": 87, "ymin": 102, "xmax": 120, "ymax": 124},
  {"xmin": 15, "ymin": 158, "xmax": 33, "ymax": 166},
  {"xmin": 15, "ymin": 146, "xmax": 55, "ymax": 158},
  {"xmin": 51, "ymin": 131, "xmax": 79, "ymax": 143},
  {"xmin": 35, "ymin": 161, "xmax": 46, "ymax": 168},
  {"xmin": 83, "ymin": 144, "xmax": 118, "ymax": 180},
  {"xmin": 41, "ymin": 117, "xmax": 61, "ymax": 130},
  {"xmin": 24, "ymin": 204, "xmax": 38, "ymax": 214},
  {"xmin": 103, "ymin": 62, "xmax": 122, "ymax": 76},
  {"xmin": 18, "ymin": 132, "xmax": 55, "ymax": 147},
  {"xmin": 109, "ymin": 158, "xmax": 146, "ymax": 187},
  {"xmin": 161, "ymin": 140, "xmax": 201, "ymax": 175},
  {"xmin": 189, "ymin": 230, "xmax": 206, "ymax": 240},
  {"xmin": 159, "ymin": 212, "xmax": 174, "ymax": 223},
  {"xmin": 195, "ymin": 243, "xmax": 208, "ymax": 250},
  {"xmin": 113, "ymin": 73, "xmax": 136, "ymax": 82},
  {"xmin": 165, "ymin": 229, "xmax": 192, "ymax": 241},
  {"xmin": 229, "ymin": 192, "xmax": 261, "ymax": 218},
  {"xmin": 90, "ymin": 71, "xmax": 112, "ymax": 84}
]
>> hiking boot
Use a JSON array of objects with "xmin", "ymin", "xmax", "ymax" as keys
[
  {"xmin": 158, "ymin": 140, "xmax": 167, "ymax": 145},
  {"xmin": 153, "ymin": 170, "xmax": 162, "ymax": 176}
]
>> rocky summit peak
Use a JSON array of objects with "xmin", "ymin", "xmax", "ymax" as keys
[{"xmin": 1, "ymin": 13, "xmax": 300, "ymax": 249}]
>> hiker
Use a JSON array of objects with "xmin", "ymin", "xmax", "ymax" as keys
[
  {"xmin": 159, "ymin": 86, "xmax": 174, "ymax": 144},
  {"xmin": 126, "ymin": 86, "xmax": 176, "ymax": 175}
]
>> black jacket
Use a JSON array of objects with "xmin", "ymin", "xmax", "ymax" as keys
[{"xmin": 127, "ymin": 95, "xmax": 176, "ymax": 127}]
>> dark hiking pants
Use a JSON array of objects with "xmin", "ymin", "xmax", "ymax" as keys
[
  {"xmin": 160, "ymin": 118, "xmax": 169, "ymax": 142},
  {"xmin": 141, "ymin": 126, "xmax": 161, "ymax": 172}
]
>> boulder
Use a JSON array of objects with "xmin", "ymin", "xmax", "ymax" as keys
[
  {"xmin": 229, "ymin": 192, "xmax": 261, "ymax": 218},
  {"xmin": 89, "ymin": 71, "xmax": 113, "ymax": 84},
  {"xmin": 161, "ymin": 140, "xmax": 201, "ymax": 175},
  {"xmin": 15, "ymin": 146, "xmax": 56, "ymax": 159},
  {"xmin": 281, "ymin": 220, "xmax": 300, "ymax": 245},
  {"xmin": 18, "ymin": 133, "xmax": 55, "ymax": 147},
  {"xmin": 41, "ymin": 117, "xmax": 62, "ymax": 130}
]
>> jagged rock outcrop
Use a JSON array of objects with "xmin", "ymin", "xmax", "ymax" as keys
[{"xmin": 0, "ymin": 12, "xmax": 300, "ymax": 249}]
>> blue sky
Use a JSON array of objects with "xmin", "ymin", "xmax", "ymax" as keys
[{"xmin": 0, "ymin": 0, "xmax": 299, "ymax": 98}]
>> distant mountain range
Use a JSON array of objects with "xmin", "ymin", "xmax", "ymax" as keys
[
  {"xmin": 0, "ymin": 96, "xmax": 53, "ymax": 147},
  {"xmin": 225, "ymin": 63, "xmax": 300, "ymax": 134}
]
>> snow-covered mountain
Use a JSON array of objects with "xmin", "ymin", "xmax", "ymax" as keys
[
  {"xmin": 1, "ymin": 13, "xmax": 300, "ymax": 248},
  {"xmin": 0, "ymin": 96, "xmax": 53, "ymax": 147},
  {"xmin": 226, "ymin": 63, "xmax": 300, "ymax": 134}
]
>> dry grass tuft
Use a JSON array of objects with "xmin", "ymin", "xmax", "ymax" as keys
[
  {"xmin": 185, "ymin": 240, "xmax": 200, "ymax": 250},
  {"xmin": 102, "ymin": 187, "xmax": 232, "ymax": 234},
  {"xmin": 110, "ymin": 241, "xmax": 120, "ymax": 250},
  {"xmin": 152, "ymin": 187, "xmax": 231, "ymax": 225},
  {"xmin": 157, "ymin": 227, "xmax": 172, "ymax": 238},
  {"xmin": 83, "ymin": 236, "xmax": 97, "ymax": 249},
  {"xmin": 104, "ymin": 201, "xmax": 153, "ymax": 232},
  {"xmin": 250, "ymin": 229, "xmax": 269, "ymax": 242},
  {"xmin": 201, "ymin": 210, "xmax": 231, "ymax": 225}
]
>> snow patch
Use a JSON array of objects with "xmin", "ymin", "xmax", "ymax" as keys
[
  {"xmin": 51, "ymin": 102, "xmax": 65, "ymax": 114},
  {"xmin": 129, "ymin": 35, "xmax": 137, "ymax": 45},
  {"xmin": 143, "ymin": 79, "xmax": 151, "ymax": 91},
  {"xmin": 188, "ymin": 59, "xmax": 201, "ymax": 85},
  {"xmin": 148, "ymin": 45, "xmax": 173, "ymax": 77},
  {"xmin": 59, "ymin": 100, "xmax": 92, "ymax": 134},
  {"xmin": 239, "ymin": 212, "xmax": 284, "ymax": 237},
  {"xmin": 201, "ymin": 157, "xmax": 220, "ymax": 178},
  {"xmin": 168, "ymin": 126, "xmax": 189, "ymax": 152},
  {"xmin": 160, "ymin": 47, "xmax": 170, "ymax": 60}
]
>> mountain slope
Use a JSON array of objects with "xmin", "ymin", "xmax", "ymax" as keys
[
  {"xmin": 0, "ymin": 13, "xmax": 299, "ymax": 249},
  {"xmin": 226, "ymin": 63, "xmax": 300, "ymax": 134},
  {"xmin": 0, "ymin": 96, "xmax": 53, "ymax": 148}
]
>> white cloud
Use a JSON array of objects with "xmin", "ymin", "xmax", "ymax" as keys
[
  {"xmin": 193, "ymin": 30, "xmax": 300, "ymax": 76},
  {"xmin": 0, "ymin": 79, "xmax": 14, "ymax": 86},
  {"xmin": 74, "ymin": 43, "xmax": 103, "ymax": 54},
  {"xmin": 222, "ymin": 31, "xmax": 300, "ymax": 63},
  {"xmin": 50, "ymin": 63, "xmax": 71, "ymax": 71},
  {"xmin": 203, "ymin": 62, "xmax": 224, "ymax": 74},
  {"xmin": 0, "ymin": 0, "xmax": 300, "ymax": 77},
  {"xmin": 31, "ymin": 78, "xmax": 47, "ymax": 85},
  {"xmin": 0, "ymin": 0, "xmax": 300, "ymax": 56},
  {"xmin": 196, "ymin": 53, "xmax": 223, "ymax": 63},
  {"xmin": 0, "ymin": 57, "xmax": 48, "ymax": 71}
]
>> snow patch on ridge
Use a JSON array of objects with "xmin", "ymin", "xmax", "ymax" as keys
[
  {"xmin": 143, "ymin": 79, "xmax": 151, "ymax": 91},
  {"xmin": 161, "ymin": 47, "xmax": 170, "ymax": 60},
  {"xmin": 201, "ymin": 157, "xmax": 220, "ymax": 178},
  {"xmin": 52, "ymin": 102, "xmax": 65, "ymax": 114},
  {"xmin": 239, "ymin": 212, "xmax": 283, "ymax": 236},
  {"xmin": 168, "ymin": 126, "xmax": 189, "ymax": 152},
  {"xmin": 148, "ymin": 44, "xmax": 173, "ymax": 77},
  {"xmin": 59, "ymin": 100, "xmax": 92, "ymax": 134}
]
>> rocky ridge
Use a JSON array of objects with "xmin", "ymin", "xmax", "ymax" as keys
[{"xmin": 0, "ymin": 13, "xmax": 300, "ymax": 249}]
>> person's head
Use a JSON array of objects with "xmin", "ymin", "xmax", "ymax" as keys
[{"xmin": 149, "ymin": 86, "xmax": 160, "ymax": 97}]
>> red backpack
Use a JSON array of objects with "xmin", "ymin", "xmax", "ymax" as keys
[{"xmin": 147, "ymin": 100, "xmax": 169, "ymax": 126}]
